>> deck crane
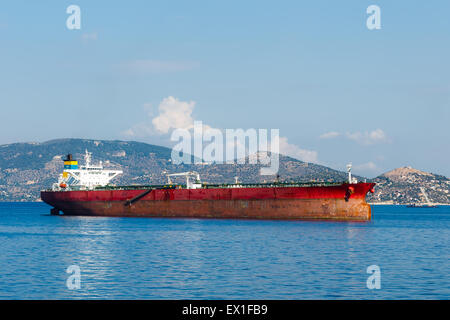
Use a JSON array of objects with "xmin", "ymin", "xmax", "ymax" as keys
[{"xmin": 166, "ymin": 171, "xmax": 202, "ymax": 189}]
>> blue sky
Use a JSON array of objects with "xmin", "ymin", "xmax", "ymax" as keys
[{"xmin": 0, "ymin": 1, "xmax": 449, "ymax": 178}]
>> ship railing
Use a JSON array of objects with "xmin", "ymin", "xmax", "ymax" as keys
[
  {"xmin": 203, "ymin": 181, "xmax": 345, "ymax": 188},
  {"xmin": 91, "ymin": 181, "xmax": 350, "ymax": 191},
  {"xmin": 44, "ymin": 180, "xmax": 366, "ymax": 192}
]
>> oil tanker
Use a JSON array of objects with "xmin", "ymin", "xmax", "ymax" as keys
[{"xmin": 41, "ymin": 150, "xmax": 375, "ymax": 220}]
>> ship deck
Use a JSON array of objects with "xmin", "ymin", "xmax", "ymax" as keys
[{"xmin": 46, "ymin": 181, "xmax": 349, "ymax": 192}]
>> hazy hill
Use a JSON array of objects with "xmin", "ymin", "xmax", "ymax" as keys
[
  {"xmin": 366, "ymin": 167, "xmax": 450, "ymax": 204},
  {"xmin": 0, "ymin": 138, "xmax": 352, "ymax": 201}
]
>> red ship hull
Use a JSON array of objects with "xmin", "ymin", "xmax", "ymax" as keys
[{"xmin": 41, "ymin": 183, "xmax": 375, "ymax": 221}]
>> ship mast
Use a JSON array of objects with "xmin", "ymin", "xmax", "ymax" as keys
[
  {"xmin": 345, "ymin": 163, "xmax": 358, "ymax": 184},
  {"xmin": 347, "ymin": 163, "xmax": 352, "ymax": 184}
]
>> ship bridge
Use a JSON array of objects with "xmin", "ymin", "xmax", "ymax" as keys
[{"xmin": 53, "ymin": 150, "xmax": 122, "ymax": 191}]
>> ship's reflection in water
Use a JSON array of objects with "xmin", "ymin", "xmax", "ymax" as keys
[
  {"xmin": 60, "ymin": 216, "xmax": 117, "ymax": 298},
  {"xmin": 0, "ymin": 202, "xmax": 448, "ymax": 299}
]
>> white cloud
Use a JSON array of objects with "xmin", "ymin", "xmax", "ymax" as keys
[
  {"xmin": 124, "ymin": 96, "xmax": 319, "ymax": 164},
  {"xmin": 152, "ymin": 96, "xmax": 196, "ymax": 134},
  {"xmin": 279, "ymin": 137, "xmax": 318, "ymax": 163},
  {"xmin": 123, "ymin": 97, "xmax": 212, "ymax": 137},
  {"xmin": 319, "ymin": 131, "xmax": 340, "ymax": 139},
  {"xmin": 122, "ymin": 123, "xmax": 154, "ymax": 137},
  {"xmin": 354, "ymin": 161, "xmax": 379, "ymax": 171},
  {"xmin": 81, "ymin": 32, "xmax": 98, "ymax": 41},
  {"xmin": 345, "ymin": 129, "xmax": 388, "ymax": 145},
  {"xmin": 319, "ymin": 129, "xmax": 388, "ymax": 145},
  {"xmin": 123, "ymin": 60, "xmax": 198, "ymax": 74}
]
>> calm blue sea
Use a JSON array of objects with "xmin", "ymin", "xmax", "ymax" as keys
[{"xmin": 0, "ymin": 202, "xmax": 448, "ymax": 300}]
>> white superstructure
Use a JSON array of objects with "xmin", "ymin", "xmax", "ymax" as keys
[
  {"xmin": 53, "ymin": 150, "xmax": 122, "ymax": 191},
  {"xmin": 347, "ymin": 163, "xmax": 358, "ymax": 184},
  {"xmin": 166, "ymin": 171, "xmax": 202, "ymax": 189}
]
